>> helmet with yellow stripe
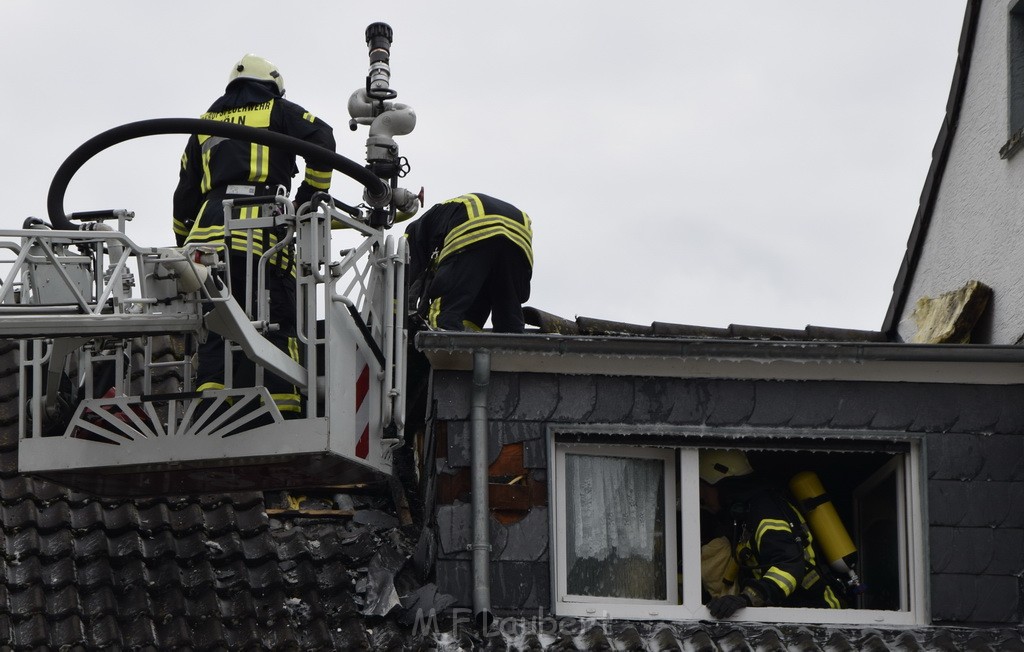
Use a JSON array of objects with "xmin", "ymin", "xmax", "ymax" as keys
[{"xmin": 229, "ymin": 54, "xmax": 285, "ymax": 96}]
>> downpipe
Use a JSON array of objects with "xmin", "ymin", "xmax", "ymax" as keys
[{"xmin": 470, "ymin": 350, "xmax": 493, "ymax": 627}]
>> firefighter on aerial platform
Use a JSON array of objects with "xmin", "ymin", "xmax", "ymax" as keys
[
  {"xmin": 700, "ymin": 450, "xmax": 845, "ymax": 618},
  {"xmin": 405, "ymin": 193, "xmax": 533, "ymax": 333},
  {"xmin": 172, "ymin": 54, "xmax": 336, "ymax": 416}
]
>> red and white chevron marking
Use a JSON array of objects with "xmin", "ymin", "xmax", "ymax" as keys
[{"xmin": 354, "ymin": 364, "xmax": 370, "ymax": 459}]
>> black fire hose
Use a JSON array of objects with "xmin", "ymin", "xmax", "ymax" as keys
[{"xmin": 46, "ymin": 118, "xmax": 390, "ymax": 230}]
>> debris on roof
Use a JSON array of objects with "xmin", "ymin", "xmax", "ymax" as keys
[
  {"xmin": 910, "ymin": 279, "xmax": 991, "ymax": 344},
  {"xmin": 524, "ymin": 307, "xmax": 888, "ymax": 342}
]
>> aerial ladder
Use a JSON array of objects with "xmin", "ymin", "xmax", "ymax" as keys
[{"xmin": 1, "ymin": 23, "xmax": 417, "ymax": 496}]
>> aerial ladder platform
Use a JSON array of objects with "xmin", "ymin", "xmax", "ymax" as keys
[{"xmin": 2, "ymin": 23, "xmax": 418, "ymax": 496}]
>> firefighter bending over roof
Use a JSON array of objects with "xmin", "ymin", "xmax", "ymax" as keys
[
  {"xmin": 700, "ymin": 450, "xmax": 845, "ymax": 618},
  {"xmin": 172, "ymin": 54, "xmax": 336, "ymax": 416},
  {"xmin": 405, "ymin": 193, "xmax": 533, "ymax": 333}
]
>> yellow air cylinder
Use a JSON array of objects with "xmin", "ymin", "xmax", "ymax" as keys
[{"xmin": 788, "ymin": 471, "xmax": 857, "ymax": 573}]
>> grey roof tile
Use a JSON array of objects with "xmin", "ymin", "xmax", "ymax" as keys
[
  {"xmin": 43, "ymin": 584, "xmax": 81, "ymax": 620},
  {"xmin": 976, "ymin": 434, "xmax": 1024, "ymax": 482},
  {"xmin": 83, "ymin": 613, "xmax": 120, "ymax": 648},
  {"xmin": 68, "ymin": 502, "xmax": 105, "ymax": 531},
  {"xmin": 10, "ymin": 613, "xmax": 49, "ymax": 649},
  {"xmin": 433, "ymin": 370, "xmax": 472, "ymax": 420},
  {"xmin": 444, "ymin": 420, "xmax": 477, "ymax": 468},
  {"xmin": 39, "ymin": 528, "xmax": 74, "ymax": 560},
  {"xmin": 828, "ymin": 388, "xmax": 879, "ymax": 429},
  {"xmin": 747, "ymin": 381, "xmax": 800, "ymax": 427},
  {"xmin": 489, "ymin": 372, "xmax": 522, "ymax": 420},
  {"xmin": 80, "ymin": 585, "xmax": 118, "ymax": 620},
  {"xmin": 75, "ymin": 557, "xmax": 114, "ymax": 591},
  {"xmin": 0, "ymin": 476, "xmax": 32, "ymax": 502},
  {"xmin": 864, "ymin": 384, "xmax": 919, "ymax": 431},
  {"xmin": 705, "ymin": 380, "xmax": 755, "ymax": 427},
  {"xmin": 632, "ymin": 377, "xmax": 677, "ymax": 422},
  {"xmin": 71, "ymin": 528, "xmax": 108, "ymax": 559},
  {"xmin": 8, "ymin": 584, "xmax": 45, "ymax": 619},
  {"xmin": 168, "ymin": 502, "xmax": 205, "ymax": 532},
  {"xmin": 947, "ymin": 385, "xmax": 1003, "ymax": 433},
  {"xmin": 523, "ymin": 437, "xmax": 547, "ymax": 469},
  {"xmin": 927, "ymin": 434, "xmax": 985, "ymax": 481},
  {"xmin": 993, "ymin": 396, "xmax": 1024, "ymax": 435},
  {"xmin": 170, "ymin": 529, "xmax": 212, "ymax": 561},
  {"xmin": 496, "ymin": 420, "xmax": 545, "ymax": 446},
  {"xmin": 499, "ymin": 507, "xmax": 548, "ymax": 562},
  {"xmin": 107, "ymin": 529, "xmax": 144, "ymax": 558},
  {"xmin": 100, "ymin": 502, "xmax": 140, "ymax": 532},
  {"xmin": 35, "ymin": 499, "xmax": 72, "ymax": 531},
  {"xmin": 136, "ymin": 502, "xmax": 173, "ymax": 532},
  {"xmin": 510, "ymin": 374, "xmax": 559, "ymax": 421},
  {"xmin": 910, "ymin": 385, "xmax": 964, "ymax": 433},
  {"xmin": 119, "ymin": 613, "xmax": 159, "ymax": 648},
  {"xmin": 665, "ymin": 380, "xmax": 710, "ymax": 425},
  {"xmin": 40, "ymin": 557, "xmax": 75, "ymax": 591},
  {"xmin": 140, "ymin": 529, "xmax": 176, "ymax": 559},
  {"xmin": 549, "ymin": 374, "xmax": 597, "ymax": 422},
  {"xmin": 5, "ymin": 554, "xmax": 41, "ymax": 589},
  {"xmin": 588, "ymin": 375, "xmax": 635, "ymax": 422}
]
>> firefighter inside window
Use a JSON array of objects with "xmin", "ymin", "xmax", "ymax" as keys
[{"xmin": 699, "ymin": 449, "xmax": 851, "ymax": 618}]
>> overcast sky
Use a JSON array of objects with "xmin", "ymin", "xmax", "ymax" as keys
[{"xmin": 1, "ymin": 1, "xmax": 967, "ymax": 331}]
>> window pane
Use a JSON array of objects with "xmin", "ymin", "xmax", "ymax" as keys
[{"xmin": 564, "ymin": 453, "xmax": 667, "ymax": 600}]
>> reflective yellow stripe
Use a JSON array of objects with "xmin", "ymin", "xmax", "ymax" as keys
[
  {"xmin": 428, "ymin": 297, "xmax": 441, "ymax": 329},
  {"xmin": 438, "ymin": 222, "xmax": 533, "ymax": 267},
  {"xmin": 249, "ymin": 143, "xmax": 269, "ymax": 182},
  {"xmin": 801, "ymin": 569, "xmax": 821, "ymax": 589},
  {"xmin": 754, "ymin": 518, "xmax": 792, "ymax": 549},
  {"xmin": 270, "ymin": 393, "xmax": 302, "ymax": 412},
  {"xmin": 445, "ymin": 194, "xmax": 485, "ymax": 219},
  {"xmin": 302, "ymin": 111, "xmax": 316, "ymax": 123},
  {"xmin": 173, "ymin": 218, "xmax": 190, "ymax": 238},
  {"xmin": 199, "ymin": 135, "xmax": 226, "ymax": 155},
  {"xmin": 763, "ymin": 567, "xmax": 797, "ymax": 596},
  {"xmin": 186, "ymin": 223, "xmax": 291, "ymax": 271},
  {"xmin": 437, "ymin": 218, "xmax": 533, "ymax": 267},
  {"xmin": 443, "ymin": 213, "xmax": 533, "ymax": 248},
  {"xmin": 463, "ymin": 320, "xmax": 482, "ymax": 331},
  {"xmin": 824, "ymin": 585, "xmax": 842, "ymax": 609},
  {"xmin": 197, "ymin": 381, "xmax": 225, "ymax": 392},
  {"xmin": 304, "ymin": 167, "xmax": 332, "ymax": 190},
  {"xmin": 200, "ymin": 148, "xmax": 213, "ymax": 194}
]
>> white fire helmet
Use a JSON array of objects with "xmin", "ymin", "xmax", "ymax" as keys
[{"xmin": 229, "ymin": 54, "xmax": 285, "ymax": 95}]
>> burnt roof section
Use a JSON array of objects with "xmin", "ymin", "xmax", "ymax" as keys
[
  {"xmin": 525, "ymin": 307, "xmax": 888, "ymax": 343},
  {"xmin": 3, "ymin": 337, "xmax": 1024, "ymax": 647},
  {"xmin": 882, "ymin": 0, "xmax": 982, "ymax": 337},
  {"xmin": 0, "ymin": 338, "xmax": 436, "ymax": 650}
]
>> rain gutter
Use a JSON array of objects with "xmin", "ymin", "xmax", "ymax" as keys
[{"xmin": 416, "ymin": 332, "xmax": 1024, "ymax": 385}]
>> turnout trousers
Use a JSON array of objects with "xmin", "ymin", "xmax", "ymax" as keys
[
  {"xmin": 197, "ymin": 254, "xmax": 303, "ymax": 416},
  {"xmin": 426, "ymin": 236, "xmax": 532, "ymax": 333}
]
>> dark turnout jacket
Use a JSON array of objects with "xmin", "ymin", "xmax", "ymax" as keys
[{"xmin": 172, "ymin": 80, "xmax": 336, "ymax": 258}]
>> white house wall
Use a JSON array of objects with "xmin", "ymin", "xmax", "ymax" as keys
[{"xmin": 897, "ymin": 0, "xmax": 1024, "ymax": 344}]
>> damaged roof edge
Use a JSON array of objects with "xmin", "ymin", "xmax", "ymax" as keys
[
  {"xmin": 882, "ymin": 0, "xmax": 981, "ymax": 338},
  {"xmin": 416, "ymin": 330, "xmax": 1024, "ymax": 366}
]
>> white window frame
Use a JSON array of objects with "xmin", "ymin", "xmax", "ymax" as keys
[
  {"xmin": 551, "ymin": 444, "xmax": 679, "ymax": 619},
  {"xmin": 550, "ymin": 434, "xmax": 928, "ymax": 626}
]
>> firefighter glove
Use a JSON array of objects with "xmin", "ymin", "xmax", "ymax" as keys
[{"xmin": 707, "ymin": 593, "xmax": 750, "ymax": 618}]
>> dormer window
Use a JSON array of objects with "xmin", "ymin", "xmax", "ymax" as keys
[
  {"xmin": 1002, "ymin": 0, "xmax": 1024, "ymax": 157},
  {"xmin": 550, "ymin": 431, "xmax": 928, "ymax": 625}
]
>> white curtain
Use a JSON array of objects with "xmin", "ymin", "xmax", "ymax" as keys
[{"xmin": 565, "ymin": 453, "xmax": 665, "ymax": 598}]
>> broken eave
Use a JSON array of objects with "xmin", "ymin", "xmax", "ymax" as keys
[{"xmin": 416, "ymin": 331, "xmax": 1024, "ymax": 385}]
